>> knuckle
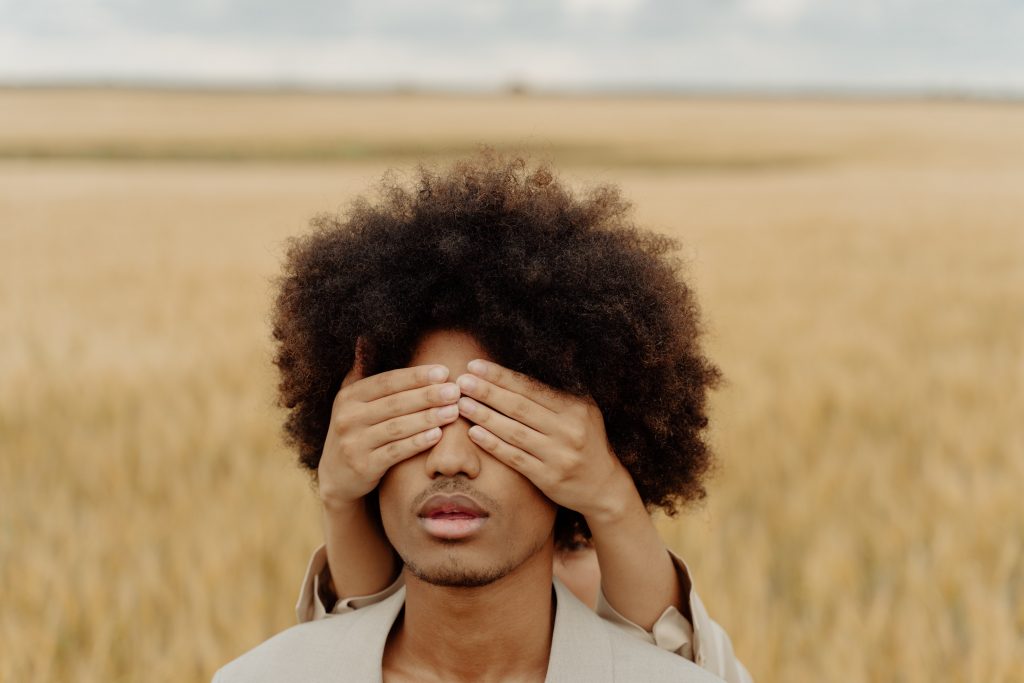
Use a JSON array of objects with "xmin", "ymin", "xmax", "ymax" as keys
[
  {"xmin": 433, "ymin": 383, "xmax": 457, "ymax": 404},
  {"xmin": 376, "ymin": 373, "xmax": 395, "ymax": 395},
  {"xmin": 334, "ymin": 434, "xmax": 354, "ymax": 456},
  {"xmin": 551, "ymin": 467, "xmax": 571, "ymax": 486},
  {"xmin": 384, "ymin": 394, "xmax": 400, "ymax": 413},
  {"xmin": 332, "ymin": 414, "xmax": 349, "ymax": 435},
  {"xmin": 566, "ymin": 426, "xmax": 586, "ymax": 450},
  {"xmin": 469, "ymin": 403, "xmax": 488, "ymax": 421},
  {"xmin": 509, "ymin": 398, "xmax": 531, "ymax": 420},
  {"xmin": 332, "ymin": 402, "xmax": 358, "ymax": 428},
  {"xmin": 347, "ymin": 456, "xmax": 367, "ymax": 479},
  {"xmin": 510, "ymin": 426, "xmax": 528, "ymax": 447},
  {"xmin": 385, "ymin": 440, "xmax": 401, "ymax": 460},
  {"xmin": 563, "ymin": 452, "xmax": 583, "ymax": 473},
  {"xmin": 385, "ymin": 419, "xmax": 402, "ymax": 437}
]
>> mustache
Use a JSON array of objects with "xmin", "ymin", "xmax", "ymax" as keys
[{"xmin": 409, "ymin": 477, "xmax": 502, "ymax": 517}]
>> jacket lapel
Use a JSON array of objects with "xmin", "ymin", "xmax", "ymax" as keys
[
  {"xmin": 545, "ymin": 578, "xmax": 615, "ymax": 683},
  {"xmin": 329, "ymin": 584, "xmax": 408, "ymax": 683}
]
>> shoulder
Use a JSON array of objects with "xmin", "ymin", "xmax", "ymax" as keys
[
  {"xmin": 212, "ymin": 616, "xmax": 354, "ymax": 683},
  {"xmin": 213, "ymin": 586, "xmax": 404, "ymax": 683},
  {"xmin": 599, "ymin": 618, "xmax": 725, "ymax": 683},
  {"xmin": 551, "ymin": 578, "xmax": 724, "ymax": 683}
]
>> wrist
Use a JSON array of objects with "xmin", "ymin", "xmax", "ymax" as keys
[
  {"xmin": 320, "ymin": 490, "xmax": 368, "ymax": 517},
  {"xmin": 581, "ymin": 468, "xmax": 645, "ymax": 529}
]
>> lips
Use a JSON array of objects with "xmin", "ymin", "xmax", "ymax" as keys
[
  {"xmin": 417, "ymin": 494, "xmax": 489, "ymax": 519},
  {"xmin": 416, "ymin": 494, "xmax": 490, "ymax": 540}
]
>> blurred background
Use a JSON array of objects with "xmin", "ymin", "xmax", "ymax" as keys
[{"xmin": 2, "ymin": 2, "xmax": 1022, "ymax": 682}]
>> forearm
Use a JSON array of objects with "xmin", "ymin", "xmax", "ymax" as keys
[
  {"xmin": 585, "ymin": 477, "xmax": 684, "ymax": 631},
  {"xmin": 321, "ymin": 497, "xmax": 400, "ymax": 600}
]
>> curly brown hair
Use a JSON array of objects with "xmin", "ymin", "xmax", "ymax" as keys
[{"xmin": 270, "ymin": 148, "xmax": 721, "ymax": 549}]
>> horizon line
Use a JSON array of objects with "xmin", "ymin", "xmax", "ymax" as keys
[{"xmin": 3, "ymin": 79, "xmax": 1023, "ymax": 103}]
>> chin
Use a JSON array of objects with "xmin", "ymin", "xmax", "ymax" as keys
[{"xmin": 403, "ymin": 553, "xmax": 518, "ymax": 588}]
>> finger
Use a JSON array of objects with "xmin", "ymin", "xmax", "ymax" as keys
[
  {"xmin": 347, "ymin": 363, "xmax": 450, "ymax": 403},
  {"xmin": 363, "ymin": 381, "xmax": 461, "ymax": 427},
  {"xmin": 368, "ymin": 424, "xmax": 444, "ymax": 471},
  {"xmin": 467, "ymin": 425, "xmax": 546, "ymax": 483},
  {"xmin": 465, "ymin": 359, "xmax": 570, "ymax": 413},
  {"xmin": 364, "ymin": 402, "xmax": 460, "ymax": 450},
  {"xmin": 458, "ymin": 396, "xmax": 549, "ymax": 460},
  {"xmin": 455, "ymin": 373, "xmax": 559, "ymax": 436}
]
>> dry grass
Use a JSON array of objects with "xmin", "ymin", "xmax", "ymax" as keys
[{"xmin": 2, "ymin": 89, "xmax": 1022, "ymax": 683}]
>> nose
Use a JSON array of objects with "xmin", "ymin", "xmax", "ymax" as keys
[{"xmin": 423, "ymin": 417, "xmax": 482, "ymax": 479}]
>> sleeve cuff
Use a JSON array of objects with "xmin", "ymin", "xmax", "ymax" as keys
[
  {"xmin": 668, "ymin": 549, "xmax": 756, "ymax": 683},
  {"xmin": 593, "ymin": 548, "xmax": 755, "ymax": 682},
  {"xmin": 295, "ymin": 544, "xmax": 405, "ymax": 623},
  {"xmin": 593, "ymin": 549, "xmax": 696, "ymax": 660}
]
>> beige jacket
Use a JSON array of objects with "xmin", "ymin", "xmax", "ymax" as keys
[
  {"xmin": 296, "ymin": 545, "xmax": 753, "ymax": 683},
  {"xmin": 216, "ymin": 576, "xmax": 726, "ymax": 682}
]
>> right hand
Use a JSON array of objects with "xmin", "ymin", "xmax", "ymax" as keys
[{"xmin": 317, "ymin": 338, "xmax": 463, "ymax": 510}]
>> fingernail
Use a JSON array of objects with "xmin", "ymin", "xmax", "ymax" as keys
[
  {"xmin": 457, "ymin": 374, "xmax": 477, "ymax": 391},
  {"xmin": 467, "ymin": 359, "xmax": 488, "ymax": 375},
  {"xmin": 440, "ymin": 384, "xmax": 459, "ymax": 400},
  {"xmin": 428, "ymin": 366, "xmax": 448, "ymax": 382},
  {"xmin": 459, "ymin": 397, "xmax": 477, "ymax": 414},
  {"xmin": 437, "ymin": 404, "xmax": 458, "ymax": 419}
]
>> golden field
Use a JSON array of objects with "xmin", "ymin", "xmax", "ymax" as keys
[{"xmin": 1, "ymin": 89, "xmax": 1022, "ymax": 682}]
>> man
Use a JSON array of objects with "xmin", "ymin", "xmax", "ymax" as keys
[{"xmin": 214, "ymin": 150, "xmax": 746, "ymax": 681}]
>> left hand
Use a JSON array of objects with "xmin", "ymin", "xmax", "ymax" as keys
[{"xmin": 455, "ymin": 358, "xmax": 635, "ymax": 522}]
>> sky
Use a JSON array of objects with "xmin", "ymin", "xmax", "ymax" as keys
[{"xmin": 2, "ymin": 0, "xmax": 1022, "ymax": 93}]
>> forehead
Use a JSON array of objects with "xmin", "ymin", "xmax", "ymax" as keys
[{"xmin": 407, "ymin": 329, "xmax": 493, "ymax": 372}]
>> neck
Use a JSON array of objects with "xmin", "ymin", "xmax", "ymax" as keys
[{"xmin": 384, "ymin": 545, "xmax": 556, "ymax": 683}]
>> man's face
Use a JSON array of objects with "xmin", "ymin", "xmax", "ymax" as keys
[{"xmin": 377, "ymin": 328, "xmax": 558, "ymax": 588}]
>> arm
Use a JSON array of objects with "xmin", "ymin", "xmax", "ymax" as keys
[
  {"xmin": 320, "ymin": 497, "xmax": 400, "ymax": 602},
  {"xmin": 586, "ymin": 473, "xmax": 684, "ymax": 630},
  {"xmin": 573, "ymin": 476, "xmax": 754, "ymax": 682}
]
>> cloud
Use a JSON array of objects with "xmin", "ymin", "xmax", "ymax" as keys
[
  {"xmin": 739, "ymin": 0, "xmax": 814, "ymax": 25},
  {"xmin": 0, "ymin": 0, "xmax": 1021, "ymax": 92},
  {"xmin": 564, "ymin": 0, "xmax": 646, "ymax": 17}
]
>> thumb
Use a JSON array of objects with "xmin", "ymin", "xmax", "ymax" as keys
[{"xmin": 341, "ymin": 336, "xmax": 369, "ymax": 389}]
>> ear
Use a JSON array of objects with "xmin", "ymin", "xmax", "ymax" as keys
[{"xmin": 341, "ymin": 336, "xmax": 370, "ymax": 389}]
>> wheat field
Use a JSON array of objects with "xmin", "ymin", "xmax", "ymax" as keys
[{"xmin": 1, "ymin": 89, "xmax": 1022, "ymax": 682}]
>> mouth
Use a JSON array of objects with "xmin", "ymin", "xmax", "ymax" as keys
[{"xmin": 416, "ymin": 494, "xmax": 490, "ymax": 540}]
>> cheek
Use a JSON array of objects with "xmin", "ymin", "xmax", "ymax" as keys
[
  {"xmin": 376, "ymin": 468, "xmax": 405, "ymax": 538},
  {"xmin": 514, "ymin": 478, "xmax": 558, "ymax": 533}
]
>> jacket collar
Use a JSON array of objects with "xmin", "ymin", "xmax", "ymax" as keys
[{"xmin": 331, "ymin": 577, "xmax": 615, "ymax": 683}]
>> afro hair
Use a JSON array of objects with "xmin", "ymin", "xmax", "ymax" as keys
[{"xmin": 270, "ymin": 148, "xmax": 722, "ymax": 549}]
